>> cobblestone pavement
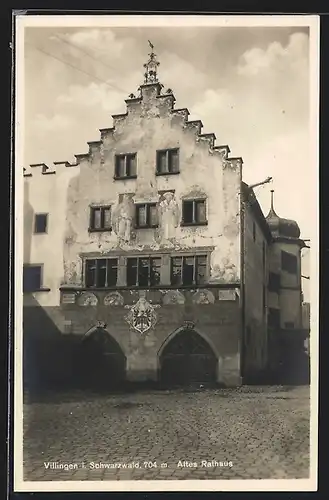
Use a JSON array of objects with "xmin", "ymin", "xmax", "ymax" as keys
[{"xmin": 23, "ymin": 385, "xmax": 310, "ymax": 481}]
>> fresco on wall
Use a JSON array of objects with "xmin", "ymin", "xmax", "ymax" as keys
[
  {"xmin": 112, "ymin": 194, "xmax": 135, "ymax": 245},
  {"xmin": 77, "ymin": 292, "xmax": 98, "ymax": 306},
  {"xmin": 104, "ymin": 291, "xmax": 124, "ymax": 306},
  {"xmin": 192, "ymin": 289, "xmax": 215, "ymax": 304},
  {"xmin": 158, "ymin": 191, "xmax": 180, "ymax": 244}
]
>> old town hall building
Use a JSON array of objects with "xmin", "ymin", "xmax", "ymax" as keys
[{"xmin": 22, "ymin": 47, "xmax": 309, "ymax": 391}]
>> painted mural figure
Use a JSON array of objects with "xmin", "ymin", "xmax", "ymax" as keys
[
  {"xmin": 112, "ymin": 195, "xmax": 134, "ymax": 243},
  {"xmin": 158, "ymin": 192, "xmax": 179, "ymax": 242}
]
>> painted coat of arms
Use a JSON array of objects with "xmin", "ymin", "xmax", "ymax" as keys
[{"xmin": 125, "ymin": 297, "xmax": 160, "ymax": 335}]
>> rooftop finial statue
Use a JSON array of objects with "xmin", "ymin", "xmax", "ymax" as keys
[{"xmin": 143, "ymin": 40, "xmax": 160, "ymax": 84}]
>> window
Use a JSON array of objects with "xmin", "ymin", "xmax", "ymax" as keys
[
  {"xmin": 252, "ymin": 221, "xmax": 256, "ymax": 242},
  {"xmin": 127, "ymin": 257, "xmax": 161, "ymax": 287},
  {"xmin": 89, "ymin": 206, "xmax": 112, "ymax": 231},
  {"xmin": 268, "ymin": 272, "xmax": 281, "ymax": 293},
  {"xmin": 281, "ymin": 250, "xmax": 297, "ymax": 274},
  {"xmin": 135, "ymin": 203, "xmax": 158, "ymax": 228},
  {"xmin": 268, "ymin": 308, "xmax": 280, "ymax": 329},
  {"xmin": 23, "ymin": 265, "xmax": 42, "ymax": 292},
  {"xmin": 171, "ymin": 255, "xmax": 207, "ymax": 286},
  {"xmin": 34, "ymin": 213, "xmax": 48, "ymax": 234},
  {"xmin": 114, "ymin": 153, "xmax": 137, "ymax": 179},
  {"xmin": 182, "ymin": 200, "xmax": 207, "ymax": 225},
  {"xmin": 156, "ymin": 148, "xmax": 179, "ymax": 175},
  {"xmin": 85, "ymin": 258, "xmax": 118, "ymax": 288}
]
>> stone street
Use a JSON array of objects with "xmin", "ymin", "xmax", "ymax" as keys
[{"xmin": 23, "ymin": 385, "xmax": 310, "ymax": 481}]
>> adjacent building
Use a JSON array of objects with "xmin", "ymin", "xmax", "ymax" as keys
[{"xmin": 22, "ymin": 48, "xmax": 309, "ymax": 390}]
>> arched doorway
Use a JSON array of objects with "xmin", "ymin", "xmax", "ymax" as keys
[
  {"xmin": 159, "ymin": 329, "xmax": 217, "ymax": 387},
  {"xmin": 79, "ymin": 328, "xmax": 126, "ymax": 390}
]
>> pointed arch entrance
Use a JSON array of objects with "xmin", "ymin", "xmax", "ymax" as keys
[
  {"xmin": 159, "ymin": 328, "xmax": 218, "ymax": 387},
  {"xmin": 79, "ymin": 327, "xmax": 126, "ymax": 390}
]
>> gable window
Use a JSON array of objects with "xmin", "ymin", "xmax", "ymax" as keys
[
  {"xmin": 156, "ymin": 148, "xmax": 179, "ymax": 175},
  {"xmin": 34, "ymin": 213, "xmax": 48, "ymax": 234},
  {"xmin": 114, "ymin": 153, "xmax": 137, "ymax": 179},
  {"xmin": 268, "ymin": 272, "xmax": 280, "ymax": 293},
  {"xmin": 89, "ymin": 206, "xmax": 112, "ymax": 231},
  {"xmin": 127, "ymin": 257, "xmax": 161, "ymax": 287},
  {"xmin": 182, "ymin": 199, "xmax": 207, "ymax": 226},
  {"xmin": 85, "ymin": 258, "xmax": 118, "ymax": 288},
  {"xmin": 281, "ymin": 250, "xmax": 297, "ymax": 274},
  {"xmin": 136, "ymin": 203, "xmax": 158, "ymax": 228},
  {"xmin": 171, "ymin": 255, "xmax": 207, "ymax": 286},
  {"xmin": 23, "ymin": 265, "xmax": 42, "ymax": 292}
]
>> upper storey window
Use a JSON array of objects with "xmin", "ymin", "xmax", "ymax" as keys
[
  {"xmin": 156, "ymin": 148, "xmax": 179, "ymax": 175},
  {"xmin": 85, "ymin": 258, "xmax": 118, "ymax": 288},
  {"xmin": 34, "ymin": 213, "xmax": 48, "ymax": 234},
  {"xmin": 171, "ymin": 255, "xmax": 207, "ymax": 286},
  {"xmin": 23, "ymin": 265, "xmax": 42, "ymax": 292},
  {"xmin": 135, "ymin": 203, "xmax": 158, "ymax": 229},
  {"xmin": 114, "ymin": 153, "xmax": 137, "ymax": 179},
  {"xmin": 181, "ymin": 199, "xmax": 207, "ymax": 226},
  {"xmin": 281, "ymin": 250, "xmax": 298, "ymax": 275},
  {"xmin": 89, "ymin": 206, "xmax": 112, "ymax": 232}
]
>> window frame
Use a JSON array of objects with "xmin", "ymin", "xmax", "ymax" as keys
[
  {"xmin": 85, "ymin": 257, "xmax": 118, "ymax": 288},
  {"xmin": 181, "ymin": 198, "xmax": 208, "ymax": 227},
  {"xmin": 126, "ymin": 256, "xmax": 162, "ymax": 287},
  {"xmin": 135, "ymin": 203, "xmax": 159, "ymax": 229},
  {"xmin": 34, "ymin": 213, "xmax": 48, "ymax": 234},
  {"xmin": 170, "ymin": 254, "xmax": 208, "ymax": 286},
  {"xmin": 155, "ymin": 148, "xmax": 180, "ymax": 176},
  {"xmin": 23, "ymin": 264, "xmax": 46, "ymax": 293},
  {"xmin": 89, "ymin": 205, "xmax": 112, "ymax": 233},
  {"xmin": 114, "ymin": 153, "xmax": 137, "ymax": 180}
]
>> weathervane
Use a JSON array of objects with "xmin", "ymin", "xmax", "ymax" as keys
[{"xmin": 143, "ymin": 40, "xmax": 160, "ymax": 84}]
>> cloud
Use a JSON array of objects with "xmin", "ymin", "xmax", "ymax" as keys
[
  {"xmin": 56, "ymin": 82, "xmax": 126, "ymax": 113},
  {"xmin": 237, "ymin": 32, "xmax": 309, "ymax": 77},
  {"xmin": 32, "ymin": 113, "xmax": 72, "ymax": 133}
]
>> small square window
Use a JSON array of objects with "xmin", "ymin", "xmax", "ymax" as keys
[
  {"xmin": 23, "ymin": 265, "xmax": 42, "ymax": 292},
  {"xmin": 136, "ymin": 204, "xmax": 158, "ymax": 228},
  {"xmin": 89, "ymin": 206, "xmax": 112, "ymax": 232},
  {"xmin": 34, "ymin": 214, "xmax": 48, "ymax": 234},
  {"xmin": 114, "ymin": 153, "xmax": 137, "ymax": 179},
  {"xmin": 156, "ymin": 149, "xmax": 179, "ymax": 175},
  {"xmin": 182, "ymin": 200, "xmax": 207, "ymax": 225}
]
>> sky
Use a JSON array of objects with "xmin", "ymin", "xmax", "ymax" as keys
[{"xmin": 23, "ymin": 24, "xmax": 313, "ymax": 300}]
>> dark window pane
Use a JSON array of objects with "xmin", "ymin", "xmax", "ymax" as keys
[
  {"xmin": 281, "ymin": 251, "xmax": 297, "ymax": 274},
  {"xmin": 127, "ymin": 154, "xmax": 137, "ymax": 176},
  {"xmin": 268, "ymin": 272, "xmax": 280, "ymax": 292},
  {"xmin": 86, "ymin": 260, "xmax": 96, "ymax": 288},
  {"xmin": 150, "ymin": 258, "xmax": 161, "ymax": 286},
  {"xmin": 196, "ymin": 255, "xmax": 207, "ymax": 284},
  {"xmin": 137, "ymin": 205, "xmax": 147, "ymax": 227},
  {"xmin": 149, "ymin": 204, "xmax": 158, "ymax": 226},
  {"xmin": 171, "ymin": 257, "xmax": 182, "ymax": 285},
  {"xmin": 196, "ymin": 200, "xmax": 206, "ymax": 223},
  {"xmin": 97, "ymin": 259, "xmax": 107, "ymax": 287},
  {"xmin": 157, "ymin": 151, "xmax": 167, "ymax": 174},
  {"xmin": 183, "ymin": 257, "xmax": 194, "ymax": 285},
  {"xmin": 115, "ymin": 155, "xmax": 126, "ymax": 177},
  {"xmin": 268, "ymin": 308, "xmax": 280, "ymax": 329},
  {"xmin": 23, "ymin": 266, "xmax": 42, "ymax": 292},
  {"xmin": 92, "ymin": 208, "xmax": 102, "ymax": 229},
  {"xmin": 127, "ymin": 258, "xmax": 138, "ymax": 286},
  {"xmin": 34, "ymin": 214, "xmax": 48, "ymax": 233},
  {"xmin": 107, "ymin": 259, "xmax": 118, "ymax": 287},
  {"xmin": 138, "ymin": 258, "xmax": 150, "ymax": 286},
  {"xmin": 103, "ymin": 208, "xmax": 112, "ymax": 229},
  {"xmin": 169, "ymin": 149, "xmax": 179, "ymax": 173},
  {"xmin": 182, "ymin": 201, "xmax": 194, "ymax": 224}
]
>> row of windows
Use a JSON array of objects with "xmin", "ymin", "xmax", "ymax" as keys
[
  {"xmin": 23, "ymin": 255, "xmax": 208, "ymax": 292},
  {"xmin": 90, "ymin": 198, "xmax": 207, "ymax": 231},
  {"xmin": 85, "ymin": 255, "xmax": 207, "ymax": 288},
  {"xmin": 115, "ymin": 148, "xmax": 179, "ymax": 179}
]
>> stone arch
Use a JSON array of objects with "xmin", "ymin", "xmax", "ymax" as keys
[
  {"xmin": 79, "ymin": 326, "xmax": 126, "ymax": 390},
  {"xmin": 158, "ymin": 325, "xmax": 219, "ymax": 386}
]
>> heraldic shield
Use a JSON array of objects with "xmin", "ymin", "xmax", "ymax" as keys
[{"xmin": 125, "ymin": 297, "xmax": 160, "ymax": 335}]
